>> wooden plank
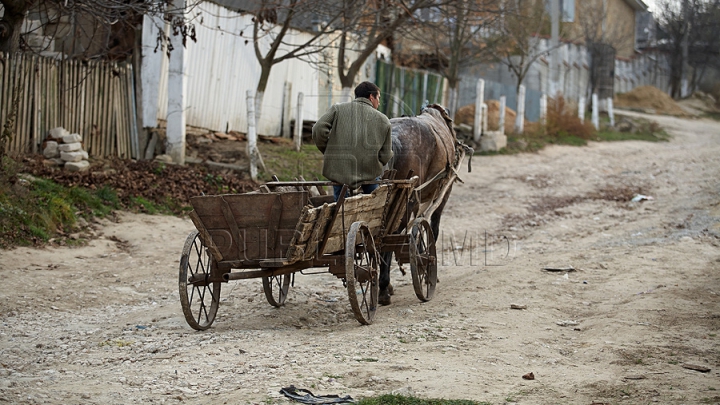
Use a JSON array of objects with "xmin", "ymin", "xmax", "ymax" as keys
[
  {"xmin": 266, "ymin": 195, "xmax": 283, "ymax": 253},
  {"xmin": 219, "ymin": 196, "xmax": 246, "ymax": 255},
  {"xmin": 188, "ymin": 210, "xmax": 224, "ymax": 262},
  {"xmin": 33, "ymin": 56, "xmax": 39, "ymax": 153},
  {"xmin": 303, "ymin": 203, "xmax": 333, "ymax": 260}
]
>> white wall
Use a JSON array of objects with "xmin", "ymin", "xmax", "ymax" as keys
[{"xmin": 148, "ymin": 2, "xmax": 320, "ymax": 136}]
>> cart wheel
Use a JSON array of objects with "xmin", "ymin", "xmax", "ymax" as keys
[
  {"xmin": 345, "ymin": 221, "xmax": 379, "ymax": 325},
  {"xmin": 262, "ymin": 274, "xmax": 291, "ymax": 307},
  {"xmin": 179, "ymin": 230, "xmax": 221, "ymax": 330},
  {"xmin": 409, "ymin": 218, "xmax": 437, "ymax": 302}
]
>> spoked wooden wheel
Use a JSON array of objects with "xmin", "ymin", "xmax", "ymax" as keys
[
  {"xmin": 262, "ymin": 273, "xmax": 291, "ymax": 307},
  {"xmin": 345, "ymin": 221, "xmax": 380, "ymax": 325},
  {"xmin": 409, "ymin": 218, "xmax": 437, "ymax": 301},
  {"xmin": 179, "ymin": 231, "xmax": 221, "ymax": 330}
]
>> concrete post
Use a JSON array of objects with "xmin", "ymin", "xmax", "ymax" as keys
[
  {"xmin": 166, "ymin": 0, "xmax": 187, "ymax": 164},
  {"xmin": 282, "ymin": 82, "xmax": 292, "ymax": 138},
  {"xmin": 498, "ymin": 96, "xmax": 506, "ymax": 135},
  {"xmin": 540, "ymin": 93, "xmax": 547, "ymax": 127},
  {"xmin": 578, "ymin": 97, "xmax": 586, "ymax": 123},
  {"xmin": 295, "ymin": 92, "xmax": 304, "ymax": 152},
  {"xmin": 515, "ymin": 85, "xmax": 525, "ymax": 134},
  {"xmin": 592, "ymin": 93, "xmax": 599, "ymax": 130},
  {"xmin": 473, "ymin": 79, "xmax": 485, "ymax": 142},
  {"xmin": 247, "ymin": 90, "xmax": 258, "ymax": 181},
  {"xmin": 607, "ymin": 97, "xmax": 615, "ymax": 127}
]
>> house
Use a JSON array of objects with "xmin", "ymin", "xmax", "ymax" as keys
[{"xmin": 563, "ymin": 0, "xmax": 649, "ymax": 59}]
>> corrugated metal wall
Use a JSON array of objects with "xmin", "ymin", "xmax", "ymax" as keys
[{"xmin": 155, "ymin": 2, "xmax": 321, "ymax": 136}]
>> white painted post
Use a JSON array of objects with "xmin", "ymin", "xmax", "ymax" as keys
[
  {"xmin": 481, "ymin": 104, "xmax": 488, "ymax": 134},
  {"xmin": 540, "ymin": 93, "xmax": 548, "ymax": 127},
  {"xmin": 515, "ymin": 85, "xmax": 526, "ymax": 134},
  {"xmin": 166, "ymin": 0, "xmax": 187, "ymax": 164},
  {"xmin": 607, "ymin": 97, "xmax": 615, "ymax": 128},
  {"xmin": 473, "ymin": 79, "xmax": 485, "ymax": 142},
  {"xmin": 392, "ymin": 88, "xmax": 400, "ymax": 118},
  {"xmin": 578, "ymin": 97, "xmax": 586, "ymax": 123},
  {"xmin": 246, "ymin": 90, "xmax": 258, "ymax": 181},
  {"xmin": 282, "ymin": 82, "xmax": 293, "ymax": 138},
  {"xmin": 295, "ymin": 92, "xmax": 304, "ymax": 152},
  {"xmin": 592, "ymin": 93, "xmax": 599, "ymax": 130},
  {"xmin": 498, "ymin": 96, "xmax": 506, "ymax": 135}
]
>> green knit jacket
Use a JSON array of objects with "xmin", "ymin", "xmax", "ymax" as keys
[{"xmin": 312, "ymin": 98, "xmax": 393, "ymax": 188}]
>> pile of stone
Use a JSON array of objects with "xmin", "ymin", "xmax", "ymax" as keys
[{"xmin": 42, "ymin": 127, "xmax": 90, "ymax": 172}]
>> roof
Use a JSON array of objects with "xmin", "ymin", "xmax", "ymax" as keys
[{"xmin": 623, "ymin": 0, "xmax": 649, "ymax": 11}]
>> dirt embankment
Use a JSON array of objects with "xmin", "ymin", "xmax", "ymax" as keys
[{"xmin": 614, "ymin": 86, "xmax": 689, "ymax": 116}]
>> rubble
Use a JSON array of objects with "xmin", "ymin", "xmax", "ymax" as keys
[{"xmin": 43, "ymin": 127, "xmax": 91, "ymax": 172}]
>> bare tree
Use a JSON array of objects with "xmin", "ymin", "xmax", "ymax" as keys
[
  {"xmin": 655, "ymin": 0, "xmax": 720, "ymax": 98},
  {"xmin": 0, "ymin": 1, "xmax": 199, "ymax": 57},
  {"xmin": 576, "ymin": 0, "xmax": 635, "ymax": 101},
  {"xmin": 395, "ymin": 0, "xmax": 501, "ymax": 116},
  {"xmin": 487, "ymin": 0, "xmax": 553, "ymax": 97},
  {"xmin": 334, "ymin": 0, "xmax": 439, "ymax": 99},
  {"xmin": 244, "ymin": 0, "xmax": 344, "ymax": 122}
]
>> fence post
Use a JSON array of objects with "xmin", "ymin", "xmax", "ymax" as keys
[
  {"xmin": 295, "ymin": 92, "xmax": 304, "ymax": 152},
  {"xmin": 473, "ymin": 79, "xmax": 485, "ymax": 142},
  {"xmin": 282, "ymin": 81, "xmax": 292, "ymax": 138},
  {"xmin": 540, "ymin": 93, "xmax": 547, "ymax": 127},
  {"xmin": 607, "ymin": 97, "xmax": 615, "ymax": 128},
  {"xmin": 166, "ymin": 0, "xmax": 187, "ymax": 164},
  {"xmin": 515, "ymin": 85, "xmax": 525, "ymax": 134},
  {"xmin": 578, "ymin": 96, "xmax": 586, "ymax": 123},
  {"xmin": 498, "ymin": 96, "xmax": 506, "ymax": 135},
  {"xmin": 247, "ymin": 90, "xmax": 258, "ymax": 181},
  {"xmin": 591, "ymin": 93, "xmax": 599, "ymax": 130}
]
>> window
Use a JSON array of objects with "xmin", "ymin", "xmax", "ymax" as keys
[
  {"xmin": 561, "ymin": 0, "xmax": 575, "ymax": 22},
  {"xmin": 547, "ymin": 0, "xmax": 575, "ymax": 22}
]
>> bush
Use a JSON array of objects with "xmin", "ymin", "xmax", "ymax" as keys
[{"xmin": 544, "ymin": 96, "xmax": 597, "ymax": 141}]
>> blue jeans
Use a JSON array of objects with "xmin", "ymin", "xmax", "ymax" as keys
[{"xmin": 333, "ymin": 180, "xmax": 380, "ymax": 201}]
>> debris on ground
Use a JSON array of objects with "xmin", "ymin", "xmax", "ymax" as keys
[
  {"xmin": 280, "ymin": 386, "xmax": 354, "ymax": 404},
  {"xmin": 681, "ymin": 364, "xmax": 711, "ymax": 373}
]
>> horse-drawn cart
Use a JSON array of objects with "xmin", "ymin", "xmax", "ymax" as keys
[{"xmin": 179, "ymin": 176, "xmax": 439, "ymax": 330}]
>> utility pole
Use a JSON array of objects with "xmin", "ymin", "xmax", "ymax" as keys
[{"xmin": 550, "ymin": 0, "xmax": 560, "ymax": 97}]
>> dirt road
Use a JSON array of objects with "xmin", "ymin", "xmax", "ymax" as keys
[{"xmin": 1, "ymin": 112, "xmax": 718, "ymax": 404}]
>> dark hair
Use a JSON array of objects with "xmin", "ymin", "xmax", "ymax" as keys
[{"xmin": 354, "ymin": 81, "xmax": 380, "ymax": 99}]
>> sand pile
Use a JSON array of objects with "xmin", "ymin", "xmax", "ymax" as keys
[
  {"xmin": 614, "ymin": 86, "xmax": 687, "ymax": 116},
  {"xmin": 455, "ymin": 100, "xmax": 518, "ymax": 134}
]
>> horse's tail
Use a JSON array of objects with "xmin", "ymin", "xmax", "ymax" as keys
[{"xmin": 384, "ymin": 135, "xmax": 403, "ymax": 172}]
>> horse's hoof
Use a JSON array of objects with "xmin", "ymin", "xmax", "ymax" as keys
[
  {"xmin": 387, "ymin": 283, "xmax": 395, "ymax": 296},
  {"xmin": 379, "ymin": 290, "xmax": 392, "ymax": 306}
]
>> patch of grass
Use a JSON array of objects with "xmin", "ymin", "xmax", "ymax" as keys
[
  {"xmin": 0, "ymin": 157, "xmax": 121, "ymax": 247},
  {"xmin": 258, "ymin": 142, "xmax": 324, "ymax": 182},
  {"xmin": 701, "ymin": 112, "xmax": 720, "ymax": 121},
  {"xmin": 129, "ymin": 196, "xmax": 169, "ymax": 215},
  {"xmin": 357, "ymin": 395, "xmax": 490, "ymax": 405}
]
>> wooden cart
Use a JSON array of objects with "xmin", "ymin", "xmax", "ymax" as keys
[{"xmin": 179, "ymin": 176, "xmax": 441, "ymax": 330}]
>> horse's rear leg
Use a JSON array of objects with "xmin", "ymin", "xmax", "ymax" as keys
[{"xmin": 379, "ymin": 251, "xmax": 393, "ymax": 305}]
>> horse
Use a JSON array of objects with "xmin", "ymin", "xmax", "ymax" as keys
[{"xmin": 379, "ymin": 104, "xmax": 461, "ymax": 305}]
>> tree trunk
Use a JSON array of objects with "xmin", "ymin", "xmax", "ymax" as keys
[
  {"xmin": 0, "ymin": 1, "xmax": 30, "ymax": 54},
  {"xmin": 255, "ymin": 63, "xmax": 272, "ymax": 130},
  {"xmin": 340, "ymin": 87, "xmax": 352, "ymax": 103}
]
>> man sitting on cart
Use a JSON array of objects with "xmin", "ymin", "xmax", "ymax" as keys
[{"xmin": 312, "ymin": 81, "xmax": 393, "ymax": 201}]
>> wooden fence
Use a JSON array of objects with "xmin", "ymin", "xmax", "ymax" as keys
[{"xmin": 0, "ymin": 53, "xmax": 138, "ymax": 158}]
